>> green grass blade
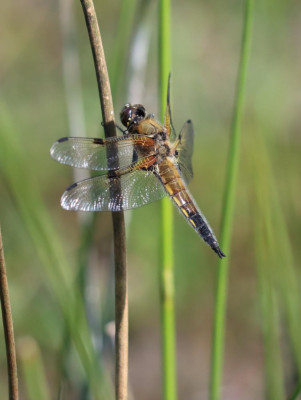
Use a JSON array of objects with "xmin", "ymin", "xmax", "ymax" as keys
[
  {"xmin": 0, "ymin": 105, "xmax": 113, "ymax": 400},
  {"xmin": 158, "ymin": 1, "xmax": 177, "ymax": 400},
  {"xmin": 254, "ymin": 194, "xmax": 285, "ymax": 400},
  {"xmin": 209, "ymin": 2, "xmax": 254, "ymax": 400},
  {"xmin": 249, "ymin": 128, "xmax": 301, "ymax": 397},
  {"xmin": 18, "ymin": 337, "xmax": 51, "ymax": 400},
  {"xmin": 160, "ymin": 197, "xmax": 176, "ymax": 400}
]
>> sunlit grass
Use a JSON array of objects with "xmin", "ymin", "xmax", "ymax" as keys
[
  {"xmin": 18, "ymin": 337, "xmax": 51, "ymax": 400},
  {"xmin": 210, "ymin": 1, "xmax": 254, "ymax": 399},
  {"xmin": 0, "ymin": 105, "xmax": 113, "ymax": 400},
  {"xmin": 249, "ymin": 128, "xmax": 301, "ymax": 398},
  {"xmin": 158, "ymin": 1, "xmax": 177, "ymax": 400}
]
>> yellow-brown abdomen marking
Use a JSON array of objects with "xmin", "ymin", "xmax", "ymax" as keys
[
  {"xmin": 158, "ymin": 161, "xmax": 196, "ymax": 218},
  {"xmin": 181, "ymin": 204, "xmax": 198, "ymax": 223},
  {"xmin": 158, "ymin": 161, "xmax": 201, "ymax": 225},
  {"xmin": 172, "ymin": 190, "xmax": 191, "ymax": 207},
  {"xmin": 164, "ymin": 179, "xmax": 184, "ymax": 196},
  {"xmin": 180, "ymin": 207, "xmax": 189, "ymax": 218}
]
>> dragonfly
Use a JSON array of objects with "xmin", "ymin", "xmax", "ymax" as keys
[{"xmin": 50, "ymin": 83, "xmax": 225, "ymax": 259}]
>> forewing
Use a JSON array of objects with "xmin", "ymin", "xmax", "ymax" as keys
[
  {"xmin": 164, "ymin": 74, "xmax": 177, "ymax": 141},
  {"xmin": 50, "ymin": 135, "xmax": 155, "ymax": 171},
  {"xmin": 61, "ymin": 169, "xmax": 167, "ymax": 211},
  {"xmin": 176, "ymin": 120, "xmax": 194, "ymax": 184}
]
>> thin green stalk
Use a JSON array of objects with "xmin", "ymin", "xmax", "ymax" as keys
[
  {"xmin": 209, "ymin": 2, "xmax": 254, "ymax": 400},
  {"xmin": 158, "ymin": 1, "xmax": 177, "ymax": 400}
]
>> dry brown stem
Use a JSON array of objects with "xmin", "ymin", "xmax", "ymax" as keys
[
  {"xmin": 0, "ymin": 227, "xmax": 19, "ymax": 400},
  {"xmin": 79, "ymin": 1, "xmax": 128, "ymax": 399}
]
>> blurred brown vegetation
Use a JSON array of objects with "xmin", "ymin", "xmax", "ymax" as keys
[{"xmin": 0, "ymin": 1, "xmax": 301, "ymax": 399}]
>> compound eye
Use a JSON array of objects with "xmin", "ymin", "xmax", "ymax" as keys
[
  {"xmin": 120, "ymin": 104, "xmax": 133, "ymax": 127},
  {"xmin": 136, "ymin": 105, "xmax": 146, "ymax": 118}
]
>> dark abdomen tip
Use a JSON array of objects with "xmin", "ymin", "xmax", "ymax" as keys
[{"xmin": 213, "ymin": 246, "xmax": 226, "ymax": 259}]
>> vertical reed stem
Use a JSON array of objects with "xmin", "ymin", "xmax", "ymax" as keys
[
  {"xmin": 209, "ymin": 1, "xmax": 254, "ymax": 400},
  {"xmin": 288, "ymin": 381, "xmax": 301, "ymax": 400},
  {"xmin": 158, "ymin": 1, "xmax": 177, "ymax": 400},
  {"xmin": 0, "ymin": 226, "xmax": 19, "ymax": 400},
  {"xmin": 79, "ymin": 1, "xmax": 128, "ymax": 399}
]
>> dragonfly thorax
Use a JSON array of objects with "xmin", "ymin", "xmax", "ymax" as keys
[{"xmin": 155, "ymin": 133, "xmax": 171, "ymax": 163}]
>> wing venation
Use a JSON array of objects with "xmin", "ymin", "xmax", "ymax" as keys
[
  {"xmin": 61, "ymin": 169, "xmax": 167, "ymax": 211},
  {"xmin": 176, "ymin": 120, "xmax": 194, "ymax": 184},
  {"xmin": 50, "ymin": 135, "xmax": 155, "ymax": 171}
]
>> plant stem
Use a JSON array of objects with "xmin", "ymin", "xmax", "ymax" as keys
[
  {"xmin": 79, "ymin": 1, "xmax": 128, "ymax": 399},
  {"xmin": 158, "ymin": 1, "xmax": 177, "ymax": 400},
  {"xmin": 209, "ymin": 1, "xmax": 254, "ymax": 400},
  {"xmin": 287, "ymin": 381, "xmax": 301, "ymax": 400},
  {"xmin": 0, "ymin": 226, "xmax": 19, "ymax": 400},
  {"xmin": 79, "ymin": 0, "xmax": 116, "ymax": 135}
]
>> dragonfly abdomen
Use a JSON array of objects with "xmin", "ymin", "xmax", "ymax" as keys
[
  {"xmin": 176, "ymin": 192, "xmax": 225, "ymax": 258},
  {"xmin": 158, "ymin": 160, "xmax": 225, "ymax": 258}
]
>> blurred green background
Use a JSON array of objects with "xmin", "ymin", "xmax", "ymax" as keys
[{"xmin": 0, "ymin": 0, "xmax": 301, "ymax": 399}]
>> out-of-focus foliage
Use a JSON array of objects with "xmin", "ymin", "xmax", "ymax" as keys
[{"xmin": 0, "ymin": 1, "xmax": 300, "ymax": 399}]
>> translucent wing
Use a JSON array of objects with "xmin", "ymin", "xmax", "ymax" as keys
[
  {"xmin": 176, "ymin": 120, "xmax": 194, "ymax": 184},
  {"xmin": 61, "ymin": 169, "xmax": 167, "ymax": 211},
  {"xmin": 164, "ymin": 74, "xmax": 177, "ymax": 141},
  {"xmin": 50, "ymin": 135, "xmax": 155, "ymax": 171}
]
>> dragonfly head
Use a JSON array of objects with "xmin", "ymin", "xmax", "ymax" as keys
[{"xmin": 120, "ymin": 104, "xmax": 146, "ymax": 130}]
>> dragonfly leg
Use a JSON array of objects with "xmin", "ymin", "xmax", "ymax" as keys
[
  {"xmin": 116, "ymin": 124, "xmax": 128, "ymax": 134},
  {"xmin": 101, "ymin": 121, "xmax": 127, "ymax": 134}
]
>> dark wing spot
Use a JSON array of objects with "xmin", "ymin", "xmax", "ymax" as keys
[
  {"xmin": 93, "ymin": 138, "xmax": 105, "ymax": 145},
  {"xmin": 108, "ymin": 171, "xmax": 118, "ymax": 179},
  {"xmin": 66, "ymin": 182, "xmax": 78, "ymax": 191},
  {"xmin": 58, "ymin": 137, "xmax": 69, "ymax": 143},
  {"xmin": 132, "ymin": 149, "xmax": 138, "ymax": 164}
]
